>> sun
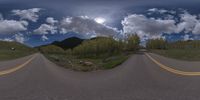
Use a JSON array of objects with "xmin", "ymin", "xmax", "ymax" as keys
[{"xmin": 95, "ymin": 17, "xmax": 106, "ymax": 24}]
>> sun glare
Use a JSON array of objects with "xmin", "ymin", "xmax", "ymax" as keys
[{"xmin": 95, "ymin": 17, "xmax": 106, "ymax": 24}]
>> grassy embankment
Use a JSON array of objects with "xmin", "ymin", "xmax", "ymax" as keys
[
  {"xmin": 147, "ymin": 39, "xmax": 200, "ymax": 61},
  {"xmin": 151, "ymin": 49, "xmax": 200, "ymax": 61},
  {"xmin": 0, "ymin": 41, "xmax": 37, "ymax": 61}
]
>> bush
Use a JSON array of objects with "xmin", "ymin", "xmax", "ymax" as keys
[
  {"xmin": 72, "ymin": 37, "xmax": 125, "ymax": 58},
  {"xmin": 126, "ymin": 34, "xmax": 140, "ymax": 51},
  {"xmin": 40, "ymin": 45, "xmax": 65, "ymax": 54},
  {"xmin": 146, "ymin": 38, "xmax": 167, "ymax": 49}
]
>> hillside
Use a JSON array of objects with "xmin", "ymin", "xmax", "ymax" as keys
[
  {"xmin": 38, "ymin": 37, "xmax": 113, "ymax": 51},
  {"xmin": 0, "ymin": 41, "xmax": 37, "ymax": 61}
]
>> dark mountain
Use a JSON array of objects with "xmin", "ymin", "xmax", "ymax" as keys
[
  {"xmin": 36, "ymin": 36, "xmax": 111, "ymax": 50},
  {"xmin": 51, "ymin": 37, "xmax": 85, "ymax": 50}
]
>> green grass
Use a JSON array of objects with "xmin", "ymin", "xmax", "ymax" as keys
[
  {"xmin": 0, "ymin": 41, "xmax": 37, "ymax": 61},
  {"xmin": 102, "ymin": 55, "xmax": 129, "ymax": 69},
  {"xmin": 44, "ymin": 53, "xmax": 130, "ymax": 72},
  {"xmin": 0, "ymin": 50, "xmax": 36, "ymax": 61},
  {"xmin": 151, "ymin": 49, "xmax": 200, "ymax": 61}
]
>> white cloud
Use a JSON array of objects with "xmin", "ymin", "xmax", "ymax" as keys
[
  {"xmin": 60, "ymin": 16, "xmax": 119, "ymax": 37},
  {"xmin": 193, "ymin": 22, "xmax": 200, "ymax": 34},
  {"xmin": 169, "ymin": 10, "xmax": 176, "ymax": 14},
  {"xmin": 12, "ymin": 8, "xmax": 41, "ymax": 22},
  {"xmin": 183, "ymin": 34, "xmax": 189, "ymax": 41},
  {"xmin": 158, "ymin": 9, "xmax": 168, "ymax": 14},
  {"xmin": 176, "ymin": 12, "xmax": 200, "ymax": 34},
  {"xmin": 34, "ymin": 24, "xmax": 57, "ymax": 35},
  {"xmin": 122, "ymin": 14, "xmax": 177, "ymax": 36},
  {"xmin": 0, "ymin": 20, "xmax": 28, "ymax": 34},
  {"xmin": 121, "ymin": 9, "xmax": 200, "ymax": 40},
  {"xmin": 41, "ymin": 35, "xmax": 48, "ymax": 41},
  {"xmin": 183, "ymin": 34, "xmax": 193, "ymax": 41},
  {"xmin": 0, "ymin": 38, "xmax": 13, "ymax": 42},
  {"xmin": 0, "ymin": 34, "xmax": 26, "ymax": 43},
  {"xmin": 46, "ymin": 17, "xmax": 58, "ymax": 25},
  {"xmin": 148, "ymin": 8, "xmax": 176, "ymax": 14},
  {"xmin": 150, "ymin": 35, "xmax": 163, "ymax": 39},
  {"xmin": 164, "ymin": 14, "xmax": 175, "ymax": 20},
  {"xmin": 148, "ymin": 8, "xmax": 158, "ymax": 12},
  {"xmin": 14, "ymin": 34, "xmax": 25, "ymax": 43},
  {"xmin": 33, "ymin": 17, "xmax": 58, "ymax": 36},
  {"xmin": 177, "ymin": 12, "xmax": 198, "ymax": 33}
]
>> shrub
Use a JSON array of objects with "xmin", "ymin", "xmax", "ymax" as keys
[
  {"xmin": 40, "ymin": 45, "xmax": 65, "ymax": 54},
  {"xmin": 146, "ymin": 38, "xmax": 167, "ymax": 49},
  {"xmin": 72, "ymin": 37, "xmax": 125, "ymax": 58},
  {"xmin": 126, "ymin": 34, "xmax": 140, "ymax": 51}
]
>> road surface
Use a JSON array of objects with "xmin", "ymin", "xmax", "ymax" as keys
[{"xmin": 1, "ymin": 52, "xmax": 200, "ymax": 100}]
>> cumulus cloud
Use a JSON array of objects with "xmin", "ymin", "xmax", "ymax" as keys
[
  {"xmin": 14, "ymin": 34, "xmax": 25, "ymax": 43},
  {"xmin": 0, "ymin": 38, "xmax": 13, "ymax": 42},
  {"xmin": 148, "ymin": 8, "xmax": 176, "ymax": 14},
  {"xmin": 122, "ymin": 14, "xmax": 177, "ymax": 36},
  {"xmin": 46, "ymin": 17, "xmax": 58, "ymax": 25},
  {"xmin": 164, "ymin": 14, "xmax": 175, "ymax": 20},
  {"xmin": 122, "ymin": 9, "xmax": 200, "ymax": 41},
  {"xmin": 34, "ymin": 24, "xmax": 57, "ymax": 35},
  {"xmin": 33, "ymin": 17, "xmax": 59, "ymax": 40},
  {"xmin": 193, "ymin": 22, "xmax": 200, "ymax": 34},
  {"xmin": 183, "ymin": 34, "xmax": 193, "ymax": 41},
  {"xmin": 0, "ymin": 20, "xmax": 28, "ymax": 34},
  {"xmin": 149, "ymin": 34, "xmax": 164, "ymax": 40},
  {"xmin": 177, "ymin": 12, "xmax": 198, "ymax": 33},
  {"xmin": 12, "ymin": 8, "xmax": 42, "ymax": 22},
  {"xmin": 41, "ymin": 35, "xmax": 48, "ymax": 41},
  {"xmin": 0, "ymin": 34, "xmax": 26, "ymax": 43},
  {"xmin": 59, "ymin": 16, "xmax": 119, "ymax": 37},
  {"xmin": 148, "ymin": 8, "xmax": 167, "ymax": 14},
  {"xmin": 148, "ymin": 8, "xmax": 158, "ymax": 12}
]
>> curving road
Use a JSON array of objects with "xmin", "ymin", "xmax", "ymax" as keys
[{"xmin": 1, "ymin": 52, "xmax": 200, "ymax": 100}]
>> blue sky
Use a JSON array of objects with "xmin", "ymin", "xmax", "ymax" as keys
[{"xmin": 0, "ymin": 0, "xmax": 200, "ymax": 47}]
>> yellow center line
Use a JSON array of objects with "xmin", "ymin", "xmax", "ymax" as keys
[
  {"xmin": 145, "ymin": 53, "xmax": 200, "ymax": 76},
  {"xmin": 0, "ymin": 55, "xmax": 36, "ymax": 76}
]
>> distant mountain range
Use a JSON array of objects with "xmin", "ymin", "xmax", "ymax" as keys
[
  {"xmin": 37, "ymin": 36, "xmax": 111, "ymax": 50},
  {"xmin": 51, "ymin": 37, "xmax": 85, "ymax": 50}
]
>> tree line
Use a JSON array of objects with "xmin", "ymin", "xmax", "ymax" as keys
[
  {"xmin": 146, "ymin": 39, "xmax": 200, "ymax": 49},
  {"xmin": 72, "ymin": 35, "xmax": 140, "ymax": 58},
  {"xmin": 40, "ymin": 35, "xmax": 140, "ymax": 58}
]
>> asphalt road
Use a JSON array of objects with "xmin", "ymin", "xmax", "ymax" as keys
[{"xmin": 1, "ymin": 52, "xmax": 200, "ymax": 100}]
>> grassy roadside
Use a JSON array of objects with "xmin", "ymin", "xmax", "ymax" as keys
[
  {"xmin": 44, "ymin": 53, "xmax": 130, "ymax": 72},
  {"xmin": 0, "ymin": 41, "xmax": 37, "ymax": 61},
  {"xmin": 0, "ymin": 50, "xmax": 37, "ymax": 61},
  {"xmin": 151, "ymin": 49, "xmax": 200, "ymax": 61}
]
